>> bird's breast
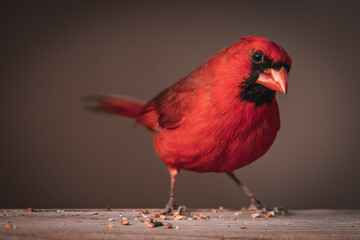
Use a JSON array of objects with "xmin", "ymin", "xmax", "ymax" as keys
[{"xmin": 153, "ymin": 98, "xmax": 280, "ymax": 173}]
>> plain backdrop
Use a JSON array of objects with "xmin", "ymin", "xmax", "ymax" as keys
[{"xmin": 1, "ymin": 0, "xmax": 359, "ymax": 209}]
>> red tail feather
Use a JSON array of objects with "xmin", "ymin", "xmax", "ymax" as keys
[{"xmin": 90, "ymin": 95, "xmax": 145, "ymax": 119}]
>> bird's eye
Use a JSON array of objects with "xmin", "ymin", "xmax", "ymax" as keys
[{"xmin": 252, "ymin": 51, "xmax": 264, "ymax": 63}]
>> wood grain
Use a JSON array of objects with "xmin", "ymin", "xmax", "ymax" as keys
[{"xmin": 1, "ymin": 209, "xmax": 359, "ymax": 239}]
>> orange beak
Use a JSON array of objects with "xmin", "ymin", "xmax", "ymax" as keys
[{"xmin": 256, "ymin": 66, "xmax": 288, "ymax": 94}]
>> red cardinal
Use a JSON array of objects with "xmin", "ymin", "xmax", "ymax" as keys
[{"xmin": 89, "ymin": 36, "xmax": 292, "ymax": 214}]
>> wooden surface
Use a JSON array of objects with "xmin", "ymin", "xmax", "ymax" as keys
[{"xmin": 1, "ymin": 209, "xmax": 359, "ymax": 239}]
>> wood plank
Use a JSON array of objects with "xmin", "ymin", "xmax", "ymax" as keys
[{"xmin": 1, "ymin": 209, "xmax": 359, "ymax": 239}]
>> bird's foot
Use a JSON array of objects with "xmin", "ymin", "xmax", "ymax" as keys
[
  {"xmin": 161, "ymin": 202, "xmax": 190, "ymax": 216},
  {"xmin": 244, "ymin": 198, "xmax": 288, "ymax": 216},
  {"xmin": 271, "ymin": 206, "xmax": 288, "ymax": 216},
  {"xmin": 246, "ymin": 198, "xmax": 267, "ymax": 212}
]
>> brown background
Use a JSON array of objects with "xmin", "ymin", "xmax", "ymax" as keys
[{"xmin": 1, "ymin": 0, "xmax": 359, "ymax": 209}]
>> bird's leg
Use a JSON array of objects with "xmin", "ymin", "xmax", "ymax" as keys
[
  {"xmin": 227, "ymin": 172, "xmax": 288, "ymax": 215},
  {"xmin": 163, "ymin": 169, "xmax": 178, "ymax": 213},
  {"xmin": 228, "ymin": 172, "xmax": 288, "ymax": 215},
  {"xmin": 227, "ymin": 172, "xmax": 267, "ymax": 212},
  {"xmin": 161, "ymin": 168, "xmax": 190, "ymax": 216}
]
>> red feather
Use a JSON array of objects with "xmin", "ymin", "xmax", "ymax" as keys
[{"xmin": 90, "ymin": 95, "xmax": 145, "ymax": 119}]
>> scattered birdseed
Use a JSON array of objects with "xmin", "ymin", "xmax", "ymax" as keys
[
  {"xmin": 234, "ymin": 211, "xmax": 243, "ymax": 216},
  {"xmin": 175, "ymin": 225, "xmax": 180, "ymax": 230},
  {"xmin": 150, "ymin": 213, "xmax": 158, "ymax": 218},
  {"xmin": 144, "ymin": 219, "xmax": 163, "ymax": 228},
  {"xmin": 229, "ymin": 217, "xmax": 235, "ymax": 221},
  {"xmin": 5, "ymin": 223, "xmax": 13, "ymax": 229},
  {"xmin": 159, "ymin": 215, "xmax": 167, "ymax": 220},
  {"xmin": 199, "ymin": 213, "xmax": 208, "ymax": 220},
  {"xmin": 166, "ymin": 223, "xmax": 172, "ymax": 228},
  {"xmin": 251, "ymin": 213, "xmax": 261, "ymax": 218},
  {"xmin": 174, "ymin": 215, "xmax": 185, "ymax": 220},
  {"xmin": 145, "ymin": 221, "xmax": 155, "ymax": 228},
  {"xmin": 108, "ymin": 223, "xmax": 114, "ymax": 228},
  {"xmin": 192, "ymin": 213, "xmax": 209, "ymax": 220},
  {"xmin": 108, "ymin": 218, "xmax": 115, "ymax": 221},
  {"xmin": 27, "ymin": 208, "xmax": 33, "ymax": 212},
  {"xmin": 121, "ymin": 220, "xmax": 129, "ymax": 225},
  {"xmin": 266, "ymin": 211, "xmax": 275, "ymax": 217},
  {"xmin": 142, "ymin": 210, "xmax": 149, "ymax": 214},
  {"xmin": 241, "ymin": 224, "xmax": 246, "ymax": 229}
]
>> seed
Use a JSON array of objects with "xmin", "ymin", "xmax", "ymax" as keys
[
  {"xmin": 121, "ymin": 220, "xmax": 129, "ymax": 225},
  {"xmin": 145, "ymin": 221, "xmax": 155, "ymax": 228},
  {"xmin": 5, "ymin": 223, "xmax": 13, "ymax": 229},
  {"xmin": 173, "ymin": 212, "xmax": 180, "ymax": 217},
  {"xmin": 144, "ymin": 219, "xmax": 163, "ymax": 228},
  {"xmin": 142, "ymin": 210, "xmax": 149, "ymax": 214},
  {"xmin": 229, "ymin": 217, "xmax": 235, "ymax": 221},
  {"xmin": 159, "ymin": 215, "xmax": 167, "ymax": 220},
  {"xmin": 266, "ymin": 211, "xmax": 275, "ymax": 217},
  {"xmin": 150, "ymin": 213, "xmax": 158, "ymax": 218},
  {"xmin": 108, "ymin": 223, "xmax": 114, "ymax": 228},
  {"xmin": 27, "ymin": 208, "xmax": 33, "ymax": 212},
  {"xmin": 175, "ymin": 225, "xmax": 180, "ymax": 230},
  {"xmin": 251, "ymin": 213, "xmax": 261, "ymax": 218},
  {"xmin": 241, "ymin": 224, "xmax": 246, "ymax": 229},
  {"xmin": 174, "ymin": 215, "xmax": 185, "ymax": 220},
  {"xmin": 166, "ymin": 223, "xmax": 172, "ymax": 228},
  {"xmin": 108, "ymin": 218, "xmax": 115, "ymax": 221}
]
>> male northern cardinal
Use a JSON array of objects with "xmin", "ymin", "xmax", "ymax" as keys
[{"xmin": 89, "ymin": 36, "xmax": 292, "ymax": 214}]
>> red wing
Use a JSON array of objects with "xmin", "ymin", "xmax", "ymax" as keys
[{"xmin": 138, "ymin": 77, "xmax": 199, "ymax": 130}]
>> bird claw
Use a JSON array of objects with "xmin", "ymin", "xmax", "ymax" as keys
[
  {"xmin": 271, "ymin": 206, "xmax": 288, "ymax": 216},
  {"xmin": 161, "ymin": 202, "xmax": 190, "ymax": 216},
  {"xmin": 244, "ymin": 198, "xmax": 288, "ymax": 216},
  {"xmin": 246, "ymin": 198, "xmax": 267, "ymax": 212}
]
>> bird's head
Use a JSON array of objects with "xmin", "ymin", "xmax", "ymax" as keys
[{"xmin": 216, "ymin": 36, "xmax": 292, "ymax": 106}]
